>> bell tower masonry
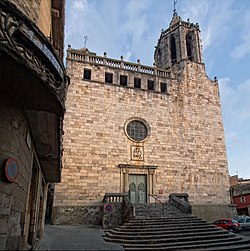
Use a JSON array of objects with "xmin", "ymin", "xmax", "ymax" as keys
[{"xmin": 154, "ymin": 7, "xmax": 202, "ymax": 69}]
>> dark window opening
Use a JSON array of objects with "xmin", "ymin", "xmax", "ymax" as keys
[
  {"xmin": 147, "ymin": 80, "xmax": 154, "ymax": 91},
  {"xmin": 105, "ymin": 72, "xmax": 113, "ymax": 83},
  {"xmin": 134, "ymin": 78, "xmax": 141, "ymax": 88},
  {"xmin": 186, "ymin": 34, "xmax": 193, "ymax": 61},
  {"xmin": 83, "ymin": 68, "xmax": 91, "ymax": 80},
  {"xmin": 170, "ymin": 35, "xmax": 177, "ymax": 64},
  {"xmin": 160, "ymin": 82, "xmax": 167, "ymax": 93},
  {"xmin": 120, "ymin": 75, "xmax": 128, "ymax": 86}
]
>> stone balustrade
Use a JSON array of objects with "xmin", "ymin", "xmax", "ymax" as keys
[
  {"xmin": 102, "ymin": 193, "xmax": 134, "ymax": 229},
  {"xmin": 169, "ymin": 193, "xmax": 192, "ymax": 214},
  {"xmin": 103, "ymin": 193, "xmax": 128, "ymax": 203},
  {"xmin": 68, "ymin": 49, "xmax": 171, "ymax": 78}
]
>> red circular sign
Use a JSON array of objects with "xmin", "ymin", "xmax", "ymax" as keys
[
  {"xmin": 5, "ymin": 158, "xmax": 19, "ymax": 183},
  {"xmin": 104, "ymin": 204, "xmax": 113, "ymax": 212}
]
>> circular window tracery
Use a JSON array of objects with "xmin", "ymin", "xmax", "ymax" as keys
[{"xmin": 125, "ymin": 119, "xmax": 149, "ymax": 142}]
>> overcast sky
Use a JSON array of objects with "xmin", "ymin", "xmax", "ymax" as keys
[{"xmin": 65, "ymin": 0, "xmax": 250, "ymax": 179}]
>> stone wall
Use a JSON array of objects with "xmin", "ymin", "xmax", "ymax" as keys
[
  {"xmin": 192, "ymin": 205, "xmax": 237, "ymax": 223},
  {"xmin": 53, "ymin": 53, "xmax": 230, "ymax": 223},
  {"xmin": 9, "ymin": 0, "xmax": 42, "ymax": 24},
  {"xmin": 37, "ymin": 0, "xmax": 52, "ymax": 37},
  {"xmin": 102, "ymin": 203, "xmax": 124, "ymax": 229},
  {"xmin": 52, "ymin": 206, "xmax": 101, "ymax": 225},
  {"xmin": 0, "ymin": 91, "xmax": 47, "ymax": 250},
  {"xmin": 0, "ymin": 92, "xmax": 33, "ymax": 250},
  {"xmin": 8, "ymin": 0, "xmax": 52, "ymax": 38}
]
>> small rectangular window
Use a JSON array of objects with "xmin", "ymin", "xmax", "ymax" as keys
[
  {"xmin": 83, "ymin": 68, "xmax": 91, "ymax": 80},
  {"xmin": 160, "ymin": 82, "xmax": 167, "ymax": 93},
  {"xmin": 120, "ymin": 75, "xmax": 127, "ymax": 86},
  {"xmin": 147, "ymin": 80, "xmax": 154, "ymax": 91},
  {"xmin": 105, "ymin": 72, "xmax": 113, "ymax": 83},
  {"xmin": 134, "ymin": 78, "xmax": 141, "ymax": 88}
]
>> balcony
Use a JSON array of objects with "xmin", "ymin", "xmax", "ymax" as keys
[{"xmin": 0, "ymin": 0, "xmax": 68, "ymax": 182}]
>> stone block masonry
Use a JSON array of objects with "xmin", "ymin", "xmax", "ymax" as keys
[{"xmin": 53, "ymin": 48, "xmax": 231, "ymax": 224}]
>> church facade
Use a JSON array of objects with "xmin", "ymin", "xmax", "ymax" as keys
[{"xmin": 53, "ymin": 11, "xmax": 233, "ymax": 224}]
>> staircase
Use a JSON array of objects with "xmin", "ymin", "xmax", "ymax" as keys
[
  {"xmin": 103, "ymin": 203, "xmax": 250, "ymax": 250},
  {"xmin": 134, "ymin": 202, "xmax": 182, "ymax": 218}
]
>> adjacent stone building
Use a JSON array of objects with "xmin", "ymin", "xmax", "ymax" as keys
[
  {"xmin": 53, "ymin": 10, "xmax": 232, "ymax": 225},
  {"xmin": 230, "ymin": 175, "xmax": 250, "ymax": 216},
  {"xmin": 0, "ymin": 0, "xmax": 67, "ymax": 249}
]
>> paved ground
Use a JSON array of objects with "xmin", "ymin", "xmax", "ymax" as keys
[
  {"xmin": 238, "ymin": 230, "xmax": 250, "ymax": 241},
  {"xmin": 35, "ymin": 224, "xmax": 250, "ymax": 250},
  {"xmin": 36, "ymin": 224, "xmax": 124, "ymax": 250}
]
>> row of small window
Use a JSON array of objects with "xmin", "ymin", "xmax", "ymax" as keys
[{"xmin": 83, "ymin": 68, "xmax": 167, "ymax": 93}]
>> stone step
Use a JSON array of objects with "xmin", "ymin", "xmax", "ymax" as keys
[
  {"xmin": 109, "ymin": 225, "xmax": 221, "ymax": 235},
  {"xmin": 118, "ymin": 222, "xmax": 212, "ymax": 230},
  {"xmin": 135, "ymin": 211, "xmax": 181, "ymax": 215},
  {"xmin": 134, "ymin": 204, "xmax": 180, "ymax": 211},
  {"xmin": 135, "ymin": 207, "xmax": 179, "ymax": 210},
  {"xmin": 117, "ymin": 225, "xmax": 215, "ymax": 233},
  {"xmin": 103, "ymin": 202, "xmax": 250, "ymax": 250},
  {"xmin": 103, "ymin": 232, "xmax": 239, "ymax": 244},
  {"xmin": 128, "ymin": 216, "xmax": 205, "ymax": 221},
  {"xmin": 122, "ymin": 238, "xmax": 250, "ymax": 251},
  {"xmin": 124, "ymin": 220, "xmax": 207, "ymax": 226},
  {"xmin": 122, "ymin": 221, "xmax": 209, "ymax": 228},
  {"xmin": 135, "ymin": 213, "xmax": 184, "ymax": 217},
  {"xmin": 106, "ymin": 230, "xmax": 233, "ymax": 242},
  {"xmin": 127, "ymin": 218, "xmax": 205, "ymax": 224},
  {"xmin": 135, "ymin": 207, "xmax": 181, "ymax": 211},
  {"xmin": 113, "ymin": 223, "xmax": 218, "ymax": 232},
  {"xmin": 132, "ymin": 215, "xmax": 199, "ymax": 221},
  {"xmin": 104, "ymin": 229, "xmax": 230, "ymax": 241}
]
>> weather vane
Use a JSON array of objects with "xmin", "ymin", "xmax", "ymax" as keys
[
  {"xmin": 84, "ymin": 35, "xmax": 88, "ymax": 48},
  {"xmin": 173, "ymin": 0, "xmax": 177, "ymax": 13}
]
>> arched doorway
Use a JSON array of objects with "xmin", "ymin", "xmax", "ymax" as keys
[{"xmin": 129, "ymin": 175, "xmax": 147, "ymax": 204}]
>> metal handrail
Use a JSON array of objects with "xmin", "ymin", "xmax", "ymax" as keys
[{"xmin": 149, "ymin": 194, "xmax": 165, "ymax": 215}]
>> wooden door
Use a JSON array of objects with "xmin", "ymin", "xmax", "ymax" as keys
[{"xmin": 129, "ymin": 175, "xmax": 146, "ymax": 204}]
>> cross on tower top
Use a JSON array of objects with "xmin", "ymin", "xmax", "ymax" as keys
[
  {"xmin": 84, "ymin": 35, "xmax": 88, "ymax": 48},
  {"xmin": 173, "ymin": 0, "xmax": 177, "ymax": 14}
]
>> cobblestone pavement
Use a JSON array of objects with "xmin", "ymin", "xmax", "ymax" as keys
[{"xmin": 35, "ymin": 224, "xmax": 124, "ymax": 250}]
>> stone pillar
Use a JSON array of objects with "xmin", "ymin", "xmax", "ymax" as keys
[
  {"xmin": 120, "ymin": 56, "xmax": 124, "ymax": 68},
  {"xmin": 137, "ymin": 59, "xmax": 141, "ymax": 72},
  {"xmin": 103, "ymin": 52, "xmax": 107, "ymax": 65},
  {"xmin": 148, "ymin": 169, "xmax": 155, "ymax": 203},
  {"xmin": 124, "ymin": 168, "xmax": 129, "ymax": 193}
]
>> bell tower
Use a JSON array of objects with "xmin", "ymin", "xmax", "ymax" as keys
[{"xmin": 154, "ymin": 3, "xmax": 202, "ymax": 69}]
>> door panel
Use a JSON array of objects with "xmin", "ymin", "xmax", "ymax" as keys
[
  {"xmin": 138, "ymin": 182, "xmax": 146, "ymax": 203},
  {"xmin": 129, "ymin": 175, "xmax": 146, "ymax": 204},
  {"xmin": 129, "ymin": 182, "xmax": 136, "ymax": 203}
]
